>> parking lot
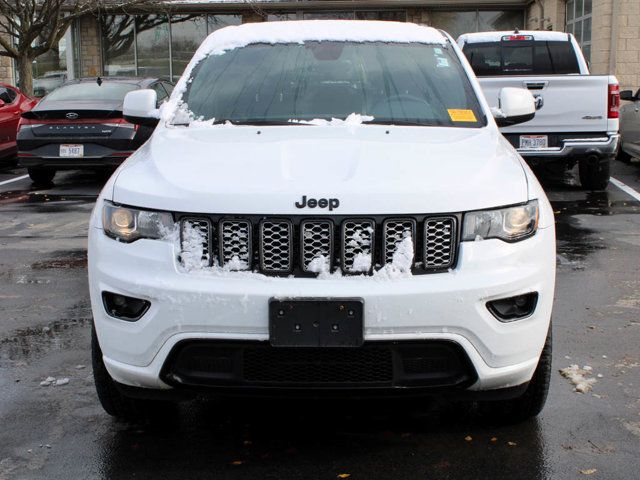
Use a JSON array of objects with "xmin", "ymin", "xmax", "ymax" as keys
[{"xmin": 0, "ymin": 162, "xmax": 639, "ymax": 480}]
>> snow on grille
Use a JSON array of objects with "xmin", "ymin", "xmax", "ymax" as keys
[
  {"xmin": 424, "ymin": 217, "xmax": 456, "ymax": 269},
  {"xmin": 301, "ymin": 220, "xmax": 333, "ymax": 272},
  {"xmin": 180, "ymin": 218, "xmax": 212, "ymax": 267},
  {"xmin": 219, "ymin": 220, "xmax": 251, "ymax": 270},
  {"xmin": 260, "ymin": 220, "xmax": 293, "ymax": 273},
  {"xmin": 383, "ymin": 219, "xmax": 416, "ymax": 265},
  {"xmin": 342, "ymin": 220, "xmax": 375, "ymax": 273}
]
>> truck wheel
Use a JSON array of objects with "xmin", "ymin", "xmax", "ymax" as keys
[
  {"xmin": 92, "ymin": 325, "xmax": 176, "ymax": 423},
  {"xmin": 27, "ymin": 167, "xmax": 56, "ymax": 185},
  {"xmin": 579, "ymin": 156, "xmax": 610, "ymax": 190},
  {"xmin": 479, "ymin": 324, "xmax": 552, "ymax": 423}
]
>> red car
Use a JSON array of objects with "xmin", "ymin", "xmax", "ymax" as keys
[{"xmin": 0, "ymin": 84, "xmax": 38, "ymax": 165}]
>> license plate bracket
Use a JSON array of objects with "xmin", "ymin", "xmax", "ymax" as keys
[
  {"xmin": 519, "ymin": 135, "xmax": 548, "ymax": 149},
  {"xmin": 269, "ymin": 298, "xmax": 364, "ymax": 347},
  {"xmin": 59, "ymin": 144, "xmax": 84, "ymax": 158}
]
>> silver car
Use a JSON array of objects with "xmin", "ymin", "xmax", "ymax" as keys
[{"xmin": 620, "ymin": 89, "xmax": 640, "ymax": 162}]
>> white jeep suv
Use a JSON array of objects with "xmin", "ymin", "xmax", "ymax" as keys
[{"xmin": 89, "ymin": 21, "xmax": 555, "ymax": 422}]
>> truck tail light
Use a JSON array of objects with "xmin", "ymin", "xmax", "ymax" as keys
[{"xmin": 608, "ymin": 83, "xmax": 620, "ymax": 119}]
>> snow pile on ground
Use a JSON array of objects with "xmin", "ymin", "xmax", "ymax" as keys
[
  {"xmin": 161, "ymin": 20, "xmax": 445, "ymax": 124},
  {"xmin": 559, "ymin": 364, "xmax": 597, "ymax": 393},
  {"xmin": 40, "ymin": 377, "xmax": 69, "ymax": 387}
]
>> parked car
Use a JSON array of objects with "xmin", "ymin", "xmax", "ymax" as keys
[
  {"xmin": 619, "ymin": 88, "xmax": 640, "ymax": 162},
  {"xmin": 0, "ymin": 84, "xmax": 38, "ymax": 166},
  {"xmin": 458, "ymin": 30, "xmax": 620, "ymax": 190},
  {"xmin": 17, "ymin": 77, "xmax": 174, "ymax": 184},
  {"xmin": 89, "ymin": 21, "xmax": 556, "ymax": 424}
]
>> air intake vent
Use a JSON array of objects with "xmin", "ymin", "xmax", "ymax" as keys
[
  {"xmin": 341, "ymin": 219, "xmax": 375, "ymax": 273},
  {"xmin": 260, "ymin": 220, "xmax": 293, "ymax": 273},
  {"xmin": 301, "ymin": 220, "xmax": 333, "ymax": 272},
  {"xmin": 219, "ymin": 220, "xmax": 251, "ymax": 270},
  {"xmin": 383, "ymin": 218, "xmax": 416, "ymax": 265},
  {"xmin": 180, "ymin": 218, "xmax": 212, "ymax": 266},
  {"xmin": 424, "ymin": 217, "xmax": 456, "ymax": 269}
]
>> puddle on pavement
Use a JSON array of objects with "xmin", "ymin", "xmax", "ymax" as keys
[{"xmin": 31, "ymin": 250, "xmax": 87, "ymax": 270}]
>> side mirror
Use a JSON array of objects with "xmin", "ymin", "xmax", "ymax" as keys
[
  {"xmin": 123, "ymin": 89, "xmax": 159, "ymax": 127},
  {"xmin": 493, "ymin": 87, "xmax": 536, "ymax": 127},
  {"xmin": 620, "ymin": 90, "xmax": 637, "ymax": 101}
]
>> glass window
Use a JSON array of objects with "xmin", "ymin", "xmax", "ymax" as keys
[
  {"xmin": 303, "ymin": 12, "xmax": 355, "ymax": 20},
  {"xmin": 478, "ymin": 11, "xmax": 525, "ymax": 32},
  {"xmin": 32, "ymin": 26, "xmax": 78, "ymax": 97},
  {"xmin": 566, "ymin": 0, "xmax": 592, "ymax": 61},
  {"xmin": 0, "ymin": 87, "xmax": 17, "ymax": 103},
  {"xmin": 171, "ymin": 15, "xmax": 208, "ymax": 80},
  {"xmin": 267, "ymin": 13, "xmax": 299, "ymax": 21},
  {"xmin": 182, "ymin": 42, "xmax": 485, "ymax": 128},
  {"xmin": 463, "ymin": 40, "xmax": 580, "ymax": 76},
  {"xmin": 207, "ymin": 14, "xmax": 242, "ymax": 32},
  {"xmin": 355, "ymin": 11, "xmax": 406, "ymax": 21},
  {"xmin": 136, "ymin": 15, "xmax": 170, "ymax": 79},
  {"xmin": 44, "ymin": 82, "xmax": 138, "ymax": 102},
  {"xmin": 101, "ymin": 15, "xmax": 136, "ymax": 77},
  {"xmin": 428, "ymin": 12, "xmax": 479, "ymax": 39}
]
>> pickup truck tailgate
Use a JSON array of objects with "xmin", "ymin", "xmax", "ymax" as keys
[{"xmin": 478, "ymin": 75, "xmax": 611, "ymax": 133}]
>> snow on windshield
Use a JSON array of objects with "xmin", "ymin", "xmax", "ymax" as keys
[{"xmin": 160, "ymin": 21, "xmax": 448, "ymax": 124}]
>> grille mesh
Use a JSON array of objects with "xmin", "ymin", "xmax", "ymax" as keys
[
  {"xmin": 301, "ymin": 220, "xmax": 333, "ymax": 272},
  {"xmin": 219, "ymin": 220, "xmax": 251, "ymax": 270},
  {"xmin": 179, "ymin": 215, "xmax": 458, "ymax": 275},
  {"xmin": 181, "ymin": 218, "xmax": 212, "ymax": 265},
  {"xmin": 383, "ymin": 219, "xmax": 416, "ymax": 265},
  {"xmin": 424, "ymin": 217, "xmax": 456, "ymax": 269},
  {"xmin": 342, "ymin": 220, "xmax": 375, "ymax": 273},
  {"xmin": 260, "ymin": 220, "xmax": 293, "ymax": 273}
]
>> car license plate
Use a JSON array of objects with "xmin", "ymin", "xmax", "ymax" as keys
[
  {"xmin": 519, "ymin": 135, "xmax": 548, "ymax": 149},
  {"xmin": 59, "ymin": 144, "xmax": 84, "ymax": 158},
  {"xmin": 269, "ymin": 299, "xmax": 364, "ymax": 347}
]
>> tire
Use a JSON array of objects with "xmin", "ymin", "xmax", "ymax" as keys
[
  {"xmin": 578, "ymin": 156, "xmax": 610, "ymax": 191},
  {"xmin": 92, "ymin": 325, "xmax": 177, "ymax": 422},
  {"xmin": 478, "ymin": 324, "xmax": 552, "ymax": 423},
  {"xmin": 617, "ymin": 148, "xmax": 632, "ymax": 164},
  {"xmin": 27, "ymin": 167, "xmax": 56, "ymax": 185}
]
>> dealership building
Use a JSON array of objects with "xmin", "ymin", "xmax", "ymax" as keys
[{"xmin": 1, "ymin": 0, "xmax": 639, "ymax": 93}]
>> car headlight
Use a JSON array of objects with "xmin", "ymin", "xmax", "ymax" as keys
[
  {"xmin": 102, "ymin": 203, "xmax": 174, "ymax": 242},
  {"xmin": 462, "ymin": 200, "xmax": 539, "ymax": 242}
]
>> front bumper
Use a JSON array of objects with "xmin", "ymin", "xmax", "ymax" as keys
[{"xmin": 89, "ymin": 222, "xmax": 555, "ymax": 393}]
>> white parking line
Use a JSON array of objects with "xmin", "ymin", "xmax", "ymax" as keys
[
  {"xmin": 0, "ymin": 174, "xmax": 29, "ymax": 187},
  {"xmin": 611, "ymin": 177, "xmax": 640, "ymax": 203}
]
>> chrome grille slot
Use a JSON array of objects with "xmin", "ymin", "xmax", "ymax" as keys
[
  {"xmin": 260, "ymin": 220, "xmax": 293, "ymax": 273},
  {"xmin": 383, "ymin": 219, "xmax": 416, "ymax": 265},
  {"xmin": 301, "ymin": 220, "xmax": 333, "ymax": 272},
  {"xmin": 180, "ymin": 218, "xmax": 212, "ymax": 266},
  {"xmin": 219, "ymin": 220, "xmax": 251, "ymax": 270},
  {"xmin": 424, "ymin": 217, "xmax": 456, "ymax": 269},
  {"xmin": 341, "ymin": 220, "xmax": 375, "ymax": 273}
]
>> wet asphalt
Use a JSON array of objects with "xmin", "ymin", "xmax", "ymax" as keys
[{"xmin": 1, "ymin": 162, "xmax": 640, "ymax": 480}]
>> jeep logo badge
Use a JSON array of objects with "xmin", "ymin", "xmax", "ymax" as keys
[
  {"xmin": 66, "ymin": 112, "xmax": 79, "ymax": 120},
  {"xmin": 295, "ymin": 195, "xmax": 340, "ymax": 211}
]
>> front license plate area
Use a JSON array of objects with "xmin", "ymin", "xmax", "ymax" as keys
[
  {"xmin": 519, "ymin": 135, "xmax": 548, "ymax": 149},
  {"xmin": 60, "ymin": 144, "xmax": 84, "ymax": 157},
  {"xmin": 269, "ymin": 299, "xmax": 364, "ymax": 347}
]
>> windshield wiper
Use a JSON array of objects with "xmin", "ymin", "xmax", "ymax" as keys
[
  {"xmin": 211, "ymin": 119, "xmax": 309, "ymax": 126},
  {"xmin": 363, "ymin": 119, "xmax": 435, "ymax": 127}
]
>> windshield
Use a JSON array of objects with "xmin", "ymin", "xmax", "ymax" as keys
[
  {"xmin": 182, "ymin": 41, "xmax": 485, "ymax": 127},
  {"xmin": 463, "ymin": 41, "xmax": 580, "ymax": 76},
  {"xmin": 45, "ymin": 82, "xmax": 139, "ymax": 102}
]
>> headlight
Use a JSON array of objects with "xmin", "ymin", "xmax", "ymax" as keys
[
  {"xmin": 102, "ymin": 203, "xmax": 174, "ymax": 242},
  {"xmin": 462, "ymin": 200, "xmax": 539, "ymax": 242}
]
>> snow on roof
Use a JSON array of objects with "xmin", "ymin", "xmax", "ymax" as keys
[
  {"xmin": 202, "ymin": 20, "xmax": 447, "ymax": 56},
  {"xmin": 458, "ymin": 30, "xmax": 571, "ymax": 44}
]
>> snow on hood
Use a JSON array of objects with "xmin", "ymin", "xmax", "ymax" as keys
[
  {"xmin": 160, "ymin": 21, "xmax": 448, "ymax": 123},
  {"xmin": 111, "ymin": 124, "xmax": 528, "ymax": 215}
]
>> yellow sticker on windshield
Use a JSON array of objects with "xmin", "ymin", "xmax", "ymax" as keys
[{"xmin": 448, "ymin": 109, "xmax": 477, "ymax": 122}]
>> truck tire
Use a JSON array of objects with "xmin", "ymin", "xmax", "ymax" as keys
[
  {"xmin": 27, "ymin": 167, "xmax": 56, "ymax": 185},
  {"xmin": 579, "ymin": 156, "xmax": 610, "ymax": 190},
  {"xmin": 479, "ymin": 324, "xmax": 552, "ymax": 423},
  {"xmin": 92, "ymin": 325, "xmax": 176, "ymax": 423}
]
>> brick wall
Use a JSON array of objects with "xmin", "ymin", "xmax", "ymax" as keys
[
  {"xmin": 613, "ymin": 0, "xmax": 640, "ymax": 90},
  {"xmin": 78, "ymin": 15, "xmax": 102, "ymax": 77},
  {"xmin": 0, "ymin": 54, "xmax": 14, "ymax": 85},
  {"xmin": 526, "ymin": 0, "xmax": 565, "ymax": 31}
]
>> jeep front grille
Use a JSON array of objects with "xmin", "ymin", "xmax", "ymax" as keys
[{"xmin": 180, "ymin": 215, "xmax": 459, "ymax": 276}]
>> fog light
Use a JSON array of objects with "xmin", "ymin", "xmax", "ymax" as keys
[
  {"xmin": 102, "ymin": 291, "xmax": 150, "ymax": 321},
  {"xmin": 487, "ymin": 292, "xmax": 538, "ymax": 322}
]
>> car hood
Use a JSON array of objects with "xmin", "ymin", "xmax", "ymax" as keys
[{"xmin": 112, "ymin": 125, "xmax": 528, "ymax": 214}]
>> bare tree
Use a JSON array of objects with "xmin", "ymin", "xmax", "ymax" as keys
[{"xmin": 0, "ymin": 0, "xmax": 160, "ymax": 95}]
